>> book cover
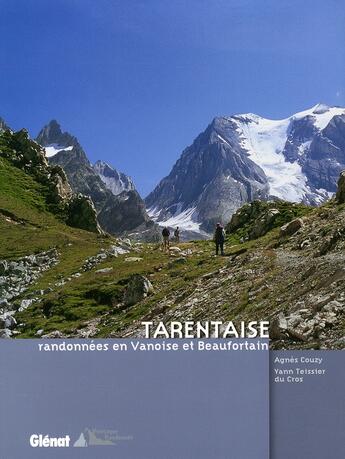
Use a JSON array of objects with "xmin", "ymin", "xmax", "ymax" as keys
[{"xmin": 0, "ymin": 1, "xmax": 344, "ymax": 457}]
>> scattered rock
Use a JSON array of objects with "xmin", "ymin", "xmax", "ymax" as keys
[
  {"xmin": 41, "ymin": 330, "xmax": 64, "ymax": 339},
  {"xmin": 0, "ymin": 250, "xmax": 58, "ymax": 313},
  {"xmin": 124, "ymin": 257, "xmax": 143, "ymax": 263},
  {"xmin": 316, "ymin": 228, "xmax": 345, "ymax": 256},
  {"xmin": 82, "ymin": 244, "xmax": 130, "ymax": 271},
  {"xmin": 19, "ymin": 299, "xmax": 35, "ymax": 311},
  {"xmin": 95, "ymin": 267, "xmax": 113, "ymax": 274},
  {"xmin": 0, "ymin": 299, "xmax": 11, "ymax": 310},
  {"xmin": 3, "ymin": 315, "xmax": 17, "ymax": 329},
  {"xmin": 300, "ymin": 239, "xmax": 310, "ymax": 249},
  {"xmin": 108, "ymin": 245, "xmax": 129, "ymax": 257},
  {"xmin": 0, "ymin": 329, "xmax": 12, "ymax": 339}
]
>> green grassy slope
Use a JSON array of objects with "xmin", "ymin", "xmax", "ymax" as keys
[
  {"xmin": 0, "ymin": 156, "xmax": 226, "ymax": 338},
  {"xmin": 0, "ymin": 157, "xmax": 105, "ymax": 258}
]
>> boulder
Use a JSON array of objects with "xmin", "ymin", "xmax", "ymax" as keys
[
  {"xmin": 0, "ymin": 298, "xmax": 11, "ymax": 310},
  {"xmin": 1, "ymin": 315, "xmax": 17, "ymax": 329},
  {"xmin": 170, "ymin": 246, "xmax": 182, "ymax": 253},
  {"xmin": 108, "ymin": 245, "xmax": 129, "ymax": 257},
  {"xmin": 124, "ymin": 257, "xmax": 143, "ymax": 263},
  {"xmin": 123, "ymin": 275, "xmax": 153, "ymax": 306},
  {"xmin": 0, "ymin": 329, "xmax": 12, "ymax": 339},
  {"xmin": 66, "ymin": 194, "xmax": 102, "ymax": 233},
  {"xmin": 280, "ymin": 218, "xmax": 303, "ymax": 237},
  {"xmin": 0, "ymin": 261, "xmax": 8, "ymax": 275},
  {"xmin": 249, "ymin": 209, "xmax": 280, "ymax": 239},
  {"xmin": 95, "ymin": 267, "xmax": 113, "ymax": 274},
  {"xmin": 269, "ymin": 313, "xmax": 288, "ymax": 340}
]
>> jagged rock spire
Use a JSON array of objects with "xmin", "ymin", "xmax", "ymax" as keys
[{"xmin": 36, "ymin": 120, "xmax": 78, "ymax": 148}]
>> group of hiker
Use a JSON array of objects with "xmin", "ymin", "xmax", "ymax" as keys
[
  {"xmin": 161, "ymin": 222, "xmax": 226, "ymax": 255},
  {"xmin": 161, "ymin": 226, "xmax": 180, "ymax": 251}
]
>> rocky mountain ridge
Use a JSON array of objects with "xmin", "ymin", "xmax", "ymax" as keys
[{"xmin": 36, "ymin": 120, "xmax": 157, "ymax": 239}]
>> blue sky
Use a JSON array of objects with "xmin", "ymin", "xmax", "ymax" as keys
[{"xmin": 1, "ymin": 0, "xmax": 345, "ymax": 196}]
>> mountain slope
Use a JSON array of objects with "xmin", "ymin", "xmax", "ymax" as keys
[
  {"xmin": 36, "ymin": 121, "xmax": 153, "ymax": 237},
  {"xmin": 146, "ymin": 104, "xmax": 345, "ymax": 234}
]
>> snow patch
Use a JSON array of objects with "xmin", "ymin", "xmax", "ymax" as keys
[
  {"xmin": 231, "ymin": 104, "xmax": 345, "ymax": 202},
  {"xmin": 233, "ymin": 116, "xmax": 308, "ymax": 201},
  {"xmin": 217, "ymin": 134, "xmax": 231, "ymax": 147},
  {"xmin": 148, "ymin": 205, "xmax": 202, "ymax": 232},
  {"xmin": 45, "ymin": 144, "xmax": 73, "ymax": 158},
  {"xmin": 147, "ymin": 206, "xmax": 161, "ymax": 219},
  {"xmin": 292, "ymin": 104, "xmax": 345, "ymax": 130},
  {"xmin": 98, "ymin": 173, "xmax": 131, "ymax": 196},
  {"xmin": 297, "ymin": 141, "xmax": 312, "ymax": 156}
]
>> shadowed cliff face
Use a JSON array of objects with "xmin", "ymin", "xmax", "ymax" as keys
[{"xmin": 146, "ymin": 105, "xmax": 345, "ymax": 234}]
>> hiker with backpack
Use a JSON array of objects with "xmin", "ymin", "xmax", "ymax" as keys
[
  {"xmin": 174, "ymin": 226, "xmax": 180, "ymax": 243},
  {"xmin": 162, "ymin": 226, "xmax": 170, "ymax": 251},
  {"xmin": 214, "ymin": 223, "xmax": 225, "ymax": 256}
]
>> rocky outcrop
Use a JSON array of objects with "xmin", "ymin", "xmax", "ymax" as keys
[
  {"xmin": 0, "ymin": 128, "xmax": 72, "ymax": 204},
  {"xmin": 226, "ymin": 201, "xmax": 309, "ymax": 241},
  {"xmin": 123, "ymin": 274, "xmax": 153, "ymax": 306},
  {"xmin": 36, "ymin": 119, "xmax": 79, "ymax": 149},
  {"xmin": 0, "ymin": 128, "xmax": 100, "ymax": 233},
  {"xmin": 66, "ymin": 194, "xmax": 102, "ymax": 233},
  {"xmin": 279, "ymin": 218, "xmax": 303, "ymax": 238}
]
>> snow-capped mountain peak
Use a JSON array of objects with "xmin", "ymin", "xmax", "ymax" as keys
[
  {"xmin": 291, "ymin": 103, "xmax": 345, "ymax": 130},
  {"xmin": 36, "ymin": 120, "xmax": 78, "ymax": 158},
  {"xmin": 223, "ymin": 104, "xmax": 345, "ymax": 202},
  {"xmin": 146, "ymin": 104, "xmax": 345, "ymax": 236},
  {"xmin": 93, "ymin": 160, "xmax": 135, "ymax": 196}
]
